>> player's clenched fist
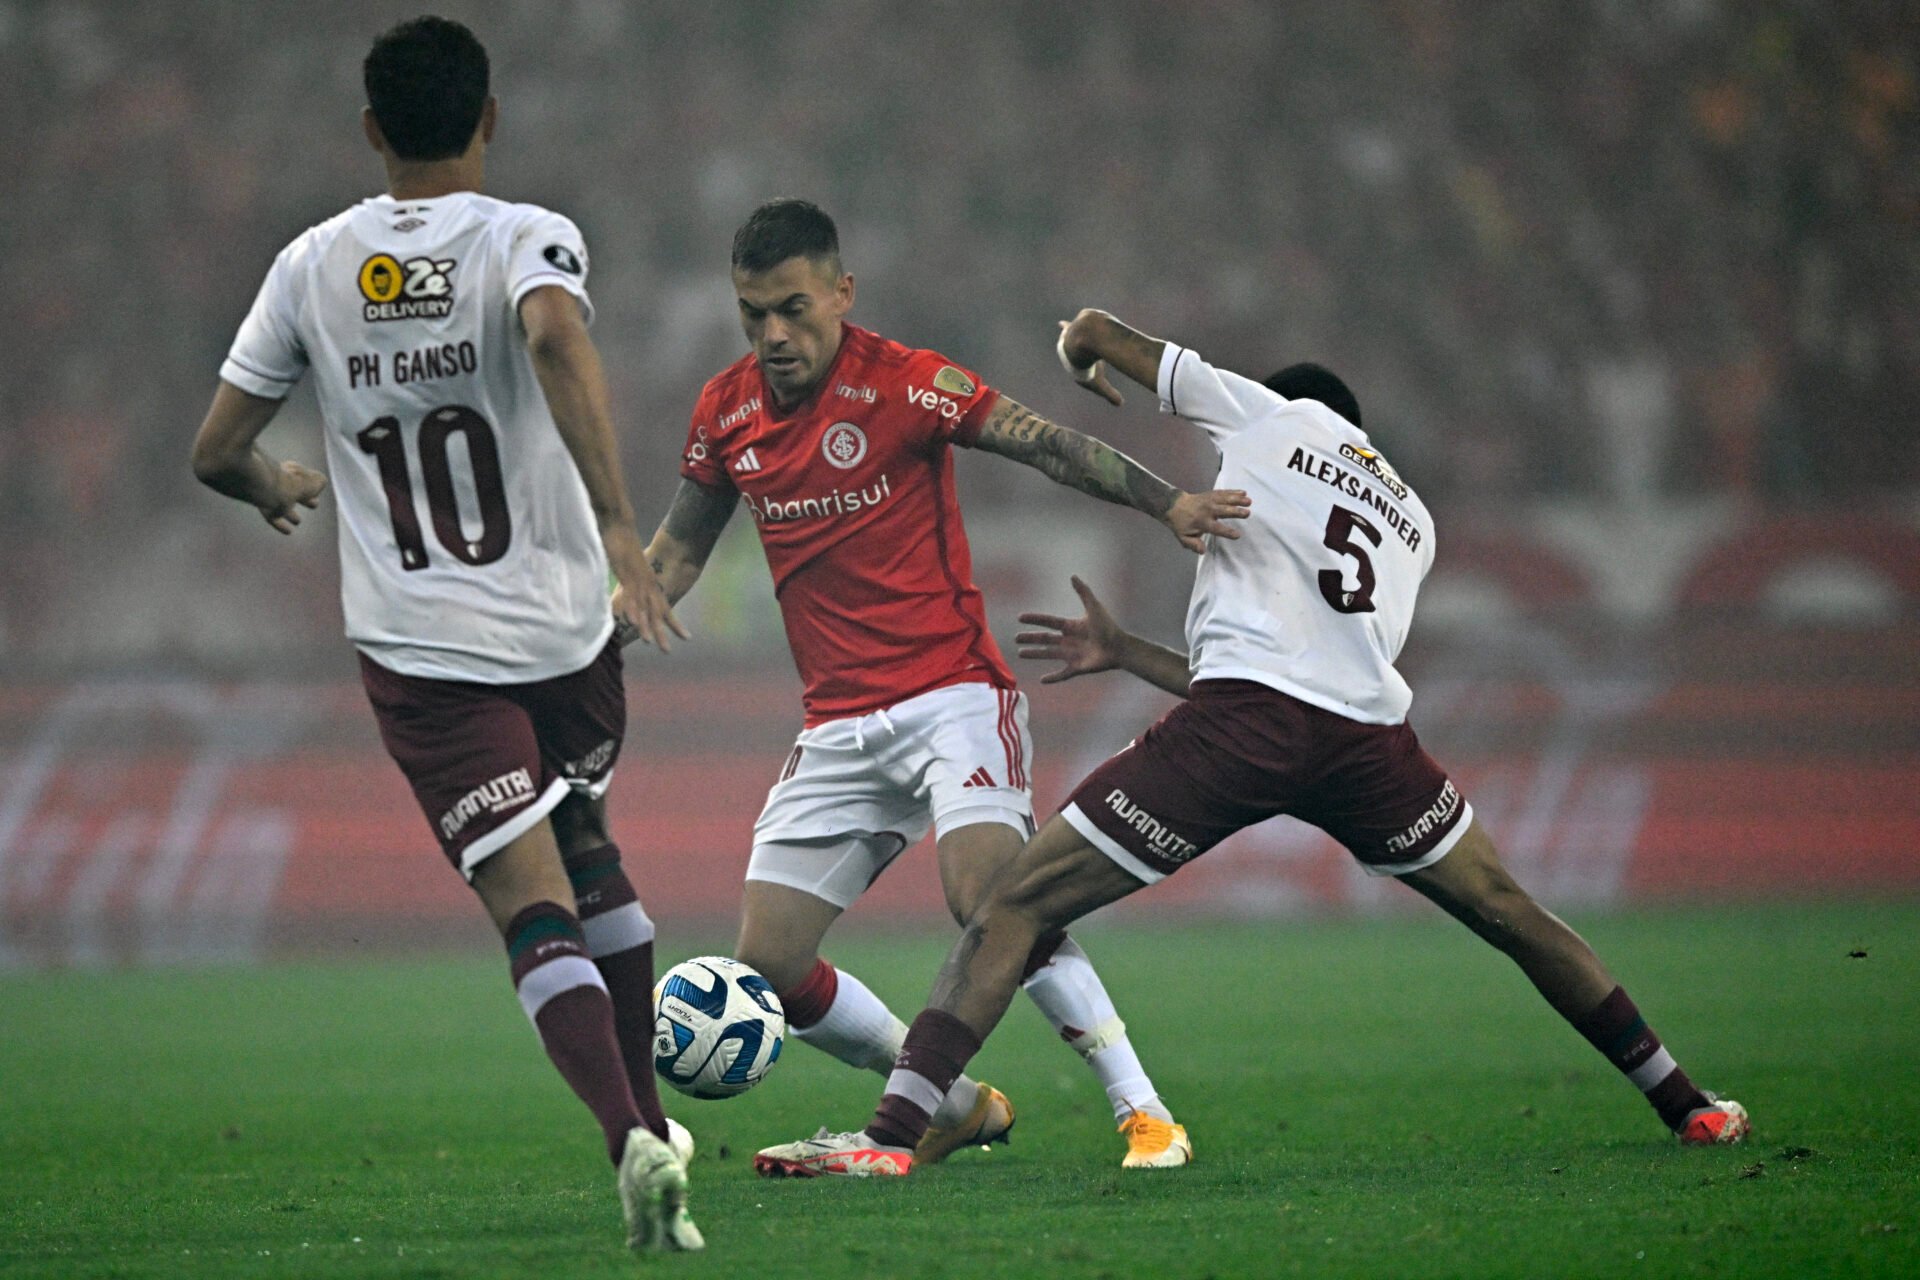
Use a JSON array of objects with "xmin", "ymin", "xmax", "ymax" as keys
[
  {"xmin": 1163, "ymin": 488, "xmax": 1251, "ymax": 554},
  {"xmin": 1056, "ymin": 320, "xmax": 1125, "ymax": 406}
]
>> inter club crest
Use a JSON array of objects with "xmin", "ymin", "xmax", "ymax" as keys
[{"xmin": 821, "ymin": 422, "xmax": 868, "ymax": 469}]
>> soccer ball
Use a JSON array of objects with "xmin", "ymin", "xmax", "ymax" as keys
[{"xmin": 653, "ymin": 956, "xmax": 785, "ymax": 1099}]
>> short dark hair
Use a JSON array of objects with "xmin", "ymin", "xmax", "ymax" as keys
[
  {"xmin": 1264, "ymin": 362, "xmax": 1361, "ymax": 427},
  {"xmin": 731, "ymin": 199, "xmax": 842, "ymax": 276},
  {"xmin": 364, "ymin": 17, "xmax": 490, "ymax": 163}
]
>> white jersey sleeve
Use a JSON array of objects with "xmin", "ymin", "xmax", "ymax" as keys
[
  {"xmin": 220, "ymin": 241, "xmax": 310, "ymax": 399},
  {"xmin": 505, "ymin": 209, "xmax": 594, "ymax": 323},
  {"xmin": 1157, "ymin": 342, "xmax": 1275, "ymax": 449},
  {"xmin": 1159, "ymin": 344, "xmax": 1437, "ymax": 725}
]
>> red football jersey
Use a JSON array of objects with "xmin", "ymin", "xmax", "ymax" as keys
[{"xmin": 683, "ymin": 324, "xmax": 1017, "ymax": 725}]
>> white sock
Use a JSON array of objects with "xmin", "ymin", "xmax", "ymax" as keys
[
  {"xmin": 790, "ymin": 966, "xmax": 903, "ymax": 1072},
  {"xmin": 1023, "ymin": 936, "xmax": 1171, "ymax": 1124},
  {"xmin": 790, "ymin": 965, "xmax": 982, "ymax": 1128}
]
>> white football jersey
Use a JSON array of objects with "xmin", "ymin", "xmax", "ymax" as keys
[
  {"xmin": 1158, "ymin": 344, "xmax": 1436, "ymax": 724},
  {"xmin": 220, "ymin": 192, "xmax": 612, "ymax": 683}
]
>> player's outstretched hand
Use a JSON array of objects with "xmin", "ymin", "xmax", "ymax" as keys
[
  {"xmin": 259, "ymin": 461, "xmax": 328, "ymax": 535},
  {"xmin": 1016, "ymin": 575, "xmax": 1123, "ymax": 684},
  {"xmin": 1163, "ymin": 488, "xmax": 1251, "ymax": 554},
  {"xmin": 611, "ymin": 570, "xmax": 691, "ymax": 654},
  {"xmin": 1056, "ymin": 322, "xmax": 1124, "ymax": 406}
]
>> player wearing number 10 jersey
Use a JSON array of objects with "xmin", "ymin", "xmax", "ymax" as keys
[{"xmin": 189, "ymin": 16, "xmax": 700, "ymax": 1253}]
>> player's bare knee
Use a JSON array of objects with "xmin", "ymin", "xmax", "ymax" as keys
[
  {"xmin": 942, "ymin": 865, "xmax": 994, "ymax": 927},
  {"xmin": 470, "ymin": 829, "xmax": 573, "ymax": 934},
  {"xmin": 947, "ymin": 853, "xmax": 1028, "ymax": 927},
  {"xmin": 732, "ymin": 936, "xmax": 816, "ymax": 995},
  {"xmin": 734, "ymin": 916, "xmax": 826, "ymax": 993},
  {"xmin": 936, "ymin": 819, "xmax": 1026, "ymax": 926},
  {"xmin": 736, "ymin": 879, "xmax": 843, "ymax": 993}
]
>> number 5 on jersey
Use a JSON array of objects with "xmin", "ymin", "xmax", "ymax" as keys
[
  {"xmin": 357, "ymin": 405, "xmax": 511, "ymax": 570},
  {"xmin": 1319, "ymin": 504, "xmax": 1381, "ymax": 613}
]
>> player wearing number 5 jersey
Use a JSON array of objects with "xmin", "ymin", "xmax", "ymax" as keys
[
  {"xmin": 646, "ymin": 200, "xmax": 1249, "ymax": 1174},
  {"xmin": 189, "ymin": 17, "xmax": 699, "ymax": 1253},
  {"xmin": 758, "ymin": 308, "xmax": 1749, "ymax": 1178}
]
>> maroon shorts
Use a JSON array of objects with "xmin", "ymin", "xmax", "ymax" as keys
[
  {"xmin": 1061, "ymin": 679, "xmax": 1471, "ymax": 882},
  {"xmin": 359, "ymin": 641, "xmax": 626, "ymax": 878}
]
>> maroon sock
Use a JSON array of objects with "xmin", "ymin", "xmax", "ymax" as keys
[
  {"xmin": 1571, "ymin": 986, "xmax": 1709, "ymax": 1130},
  {"xmin": 595, "ymin": 939, "xmax": 668, "ymax": 1141},
  {"xmin": 564, "ymin": 845, "xmax": 668, "ymax": 1141},
  {"xmin": 779, "ymin": 957, "xmax": 840, "ymax": 1030},
  {"xmin": 506, "ymin": 901, "xmax": 642, "ymax": 1163},
  {"xmin": 867, "ymin": 1008, "xmax": 983, "ymax": 1151}
]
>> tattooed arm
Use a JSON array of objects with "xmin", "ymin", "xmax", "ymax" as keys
[
  {"xmin": 969, "ymin": 396, "xmax": 1250, "ymax": 554},
  {"xmin": 972, "ymin": 396, "xmax": 1176, "ymax": 516},
  {"xmin": 643, "ymin": 478, "xmax": 740, "ymax": 607}
]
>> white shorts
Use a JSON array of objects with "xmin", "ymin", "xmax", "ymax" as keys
[{"xmin": 747, "ymin": 681, "xmax": 1035, "ymax": 909}]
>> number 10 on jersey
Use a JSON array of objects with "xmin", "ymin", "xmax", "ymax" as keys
[{"xmin": 357, "ymin": 405, "xmax": 512, "ymax": 570}]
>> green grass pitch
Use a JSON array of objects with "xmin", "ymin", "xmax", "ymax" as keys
[{"xmin": 4, "ymin": 901, "xmax": 1916, "ymax": 1279}]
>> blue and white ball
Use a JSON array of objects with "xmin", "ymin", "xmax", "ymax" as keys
[{"xmin": 653, "ymin": 957, "xmax": 785, "ymax": 1099}]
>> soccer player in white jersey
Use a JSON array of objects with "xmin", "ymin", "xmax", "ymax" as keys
[
  {"xmin": 188, "ymin": 17, "xmax": 701, "ymax": 1252},
  {"xmin": 757, "ymin": 307, "xmax": 1749, "ymax": 1176}
]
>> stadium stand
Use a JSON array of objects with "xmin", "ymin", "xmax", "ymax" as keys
[{"xmin": 0, "ymin": 1, "xmax": 1914, "ymax": 961}]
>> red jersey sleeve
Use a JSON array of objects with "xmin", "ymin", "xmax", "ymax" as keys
[
  {"xmin": 899, "ymin": 349, "xmax": 1001, "ymax": 449},
  {"xmin": 679, "ymin": 392, "xmax": 735, "ymax": 491}
]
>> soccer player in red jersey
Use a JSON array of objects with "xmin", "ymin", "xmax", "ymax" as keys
[
  {"xmin": 757, "ymin": 307, "xmax": 1748, "ymax": 1177},
  {"xmin": 642, "ymin": 200, "xmax": 1249, "ymax": 1172},
  {"xmin": 189, "ymin": 18, "xmax": 700, "ymax": 1250}
]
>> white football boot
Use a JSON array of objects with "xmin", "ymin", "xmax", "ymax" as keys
[
  {"xmin": 753, "ymin": 1128, "xmax": 913, "ymax": 1178},
  {"xmin": 617, "ymin": 1126, "xmax": 704, "ymax": 1252},
  {"xmin": 665, "ymin": 1117, "xmax": 695, "ymax": 1165}
]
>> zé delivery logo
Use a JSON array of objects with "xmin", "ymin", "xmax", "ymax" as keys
[{"xmin": 358, "ymin": 253, "xmax": 456, "ymax": 322}]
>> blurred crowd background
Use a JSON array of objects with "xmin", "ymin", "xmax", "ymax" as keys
[
  {"xmin": 3, "ymin": 0, "xmax": 1916, "ymax": 673},
  {"xmin": 2, "ymin": 1, "xmax": 1917, "ymax": 957}
]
